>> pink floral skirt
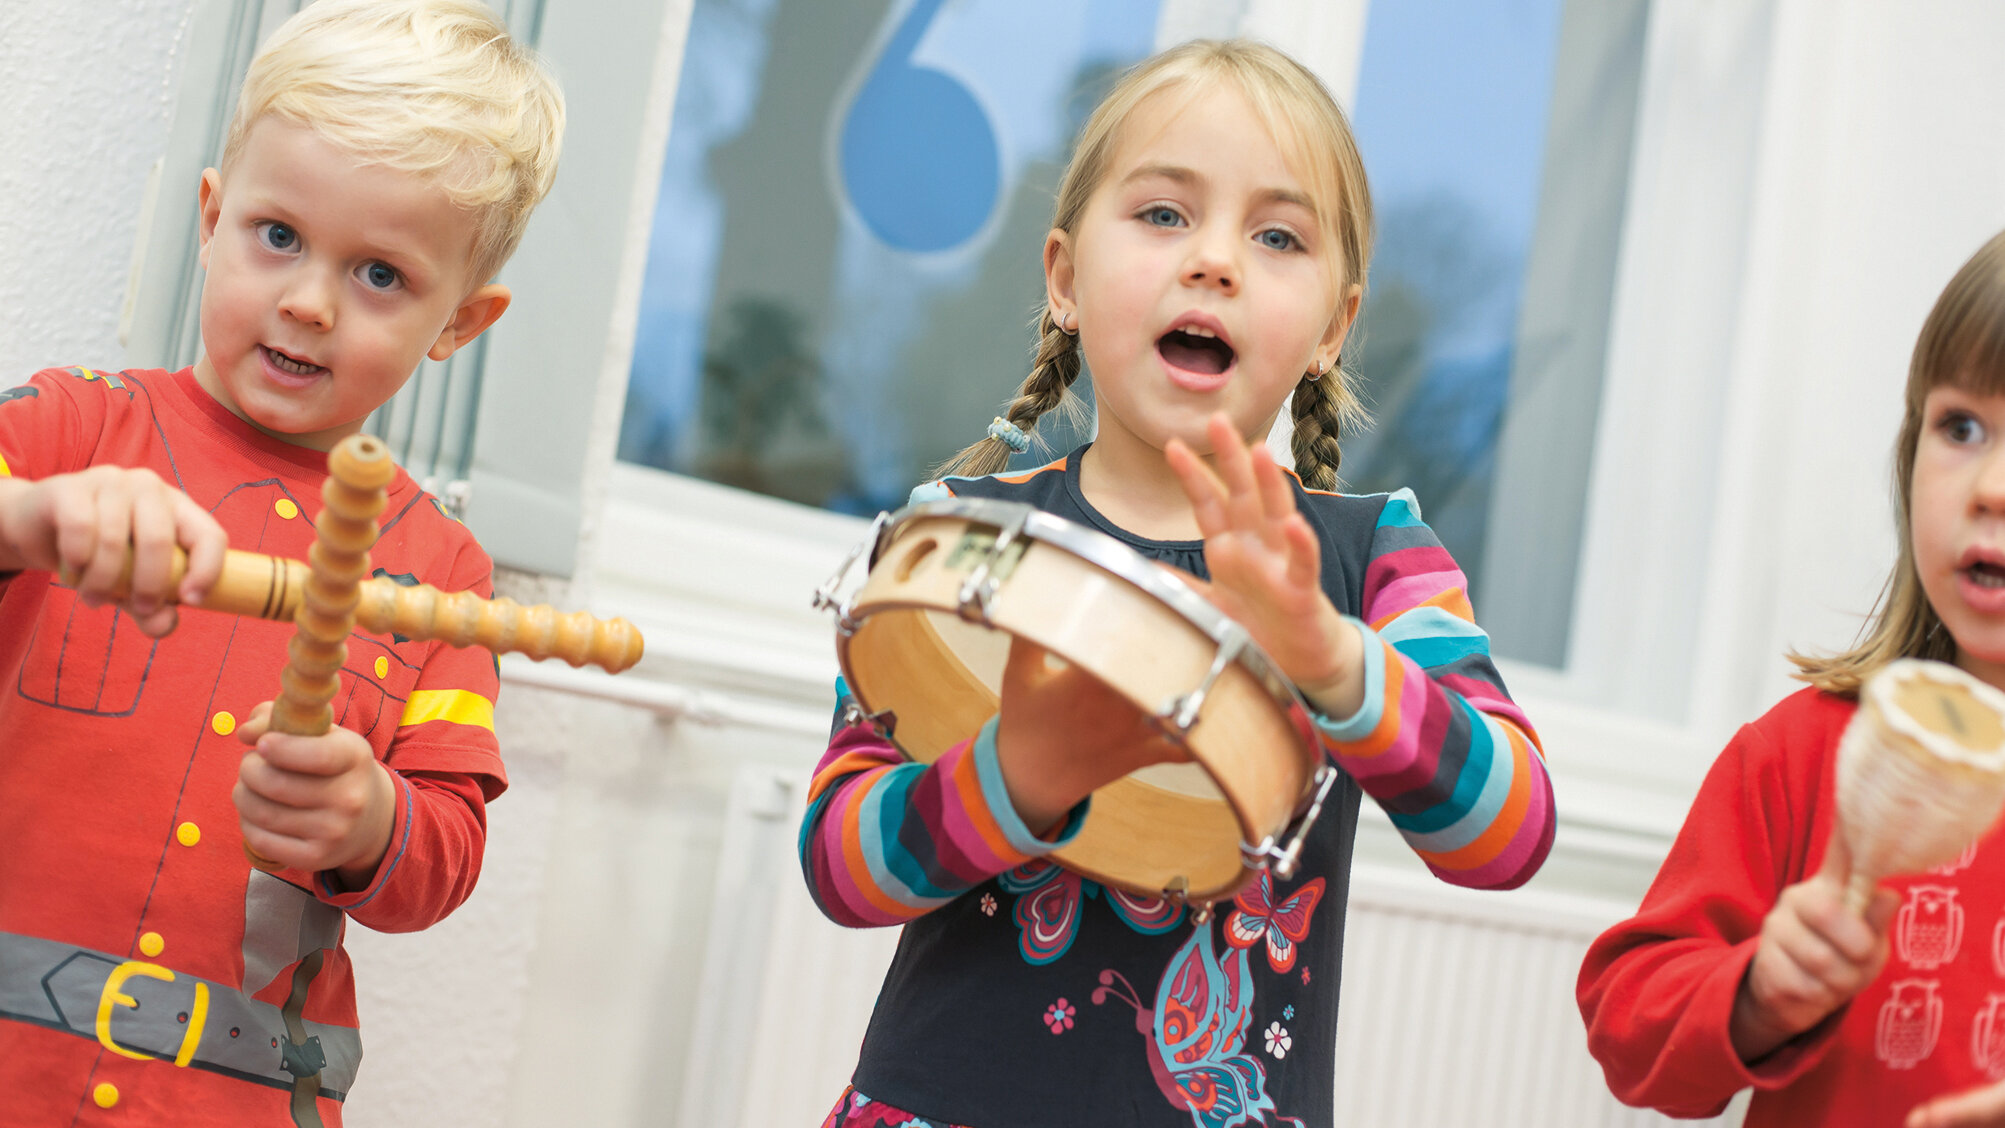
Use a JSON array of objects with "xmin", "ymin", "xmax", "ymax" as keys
[{"xmin": 820, "ymin": 1085, "xmax": 971, "ymax": 1128}]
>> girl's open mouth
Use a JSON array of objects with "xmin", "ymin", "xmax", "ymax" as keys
[
  {"xmin": 1157, "ymin": 329, "xmax": 1235, "ymax": 376},
  {"xmin": 1967, "ymin": 561, "xmax": 2005, "ymax": 589}
]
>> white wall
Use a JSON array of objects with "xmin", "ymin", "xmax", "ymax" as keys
[{"xmin": 0, "ymin": 1, "xmax": 194, "ymax": 378}]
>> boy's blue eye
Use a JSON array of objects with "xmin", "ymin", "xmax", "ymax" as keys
[
  {"xmin": 1257, "ymin": 229, "xmax": 1300, "ymax": 252},
  {"xmin": 362, "ymin": 262, "xmax": 400, "ymax": 291},
  {"xmin": 1142, "ymin": 206, "xmax": 1182, "ymax": 228},
  {"xmin": 258, "ymin": 222, "xmax": 298, "ymax": 252}
]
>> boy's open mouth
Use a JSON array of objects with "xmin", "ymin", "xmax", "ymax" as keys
[
  {"xmin": 1157, "ymin": 329, "xmax": 1235, "ymax": 375},
  {"xmin": 262, "ymin": 345, "xmax": 326, "ymax": 377}
]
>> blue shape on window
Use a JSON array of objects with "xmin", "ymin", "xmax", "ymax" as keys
[{"xmin": 838, "ymin": 0, "xmax": 1000, "ymax": 253}]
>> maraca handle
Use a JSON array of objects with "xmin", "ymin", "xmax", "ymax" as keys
[{"xmin": 1843, "ymin": 870, "xmax": 1879, "ymax": 915}]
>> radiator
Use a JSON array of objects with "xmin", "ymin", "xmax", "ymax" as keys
[{"xmin": 680, "ymin": 765, "xmax": 1744, "ymax": 1127}]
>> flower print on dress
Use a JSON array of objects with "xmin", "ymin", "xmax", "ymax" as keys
[
  {"xmin": 997, "ymin": 859, "xmax": 1183, "ymax": 964},
  {"xmin": 820, "ymin": 1085, "xmax": 971, "ymax": 1128},
  {"xmin": 1263, "ymin": 1022, "xmax": 1291, "ymax": 1059},
  {"xmin": 1225, "ymin": 872, "xmax": 1325, "ymax": 974},
  {"xmin": 1092, "ymin": 926, "xmax": 1306, "ymax": 1128},
  {"xmin": 1281, "ymin": 1005, "xmax": 1293, "ymax": 1021},
  {"xmin": 979, "ymin": 892, "xmax": 997, "ymax": 917},
  {"xmin": 1045, "ymin": 997, "xmax": 1077, "ymax": 1034}
]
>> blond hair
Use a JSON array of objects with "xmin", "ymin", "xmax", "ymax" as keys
[
  {"xmin": 222, "ymin": 0, "xmax": 566, "ymax": 285},
  {"xmin": 1792, "ymin": 230, "xmax": 2005, "ymax": 695},
  {"xmin": 937, "ymin": 39, "xmax": 1373, "ymax": 489}
]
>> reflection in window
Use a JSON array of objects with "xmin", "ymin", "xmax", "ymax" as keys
[
  {"xmin": 619, "ymin": 0, "xmax": 1159, "ymax": 513},
  {"xmin": 1343, "ymin": 0, "xmax": 1644, "ymax": 667}
]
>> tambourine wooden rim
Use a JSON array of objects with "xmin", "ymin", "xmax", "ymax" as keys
[{"xmin": 827, "ymin": 497, "xmax": 1327, "ymax": 907}]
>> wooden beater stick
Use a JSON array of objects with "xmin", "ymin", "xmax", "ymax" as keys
[
  {"xmin": 245, "ymin": 434, "xmax": 396, "ymax": 870},
  {"xmin": 91, "ymin": 547, "xmax": 644, "ymax": 672}
]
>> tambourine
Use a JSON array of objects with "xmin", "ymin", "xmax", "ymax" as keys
[{"xmin": 816, "ymin": 498, "xmax": 1331, "ymax": 912}]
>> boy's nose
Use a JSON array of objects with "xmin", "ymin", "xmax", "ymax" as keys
[{"xmin": 278, "ymin": 271, "xmax": 336, "ymax": 329}]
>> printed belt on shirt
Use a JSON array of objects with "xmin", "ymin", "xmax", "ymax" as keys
[{"xmin": 0, "ymin": 931, "xmax": 361, "ymax": 1098}]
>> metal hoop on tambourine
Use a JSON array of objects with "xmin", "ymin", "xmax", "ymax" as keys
[{"xmin": 814, "ymin": 498, "xmax": 1333, "ymax": 916}]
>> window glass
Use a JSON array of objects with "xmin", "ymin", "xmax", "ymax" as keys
[{"xmin": 619, "ymin": 0, "xmax": 1160, "ymax": 513}]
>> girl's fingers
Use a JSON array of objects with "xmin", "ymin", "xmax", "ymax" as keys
[
  {"xmin": 1165, "ymin": 436, "xmax": 1231, "ymax": 537},
  {"xmin": 1250, "ymin": 449, "xmax": 1297, "ymax": 551},
  {"xmin": 1208, "ymin": 416, "xmax": 1268, "ymax": 533},
  {"xmin": 1283, "ymin": 515, "xmax": 1322, "ymax": 590}
]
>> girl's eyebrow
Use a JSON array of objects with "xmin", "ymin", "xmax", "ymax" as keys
[{"xmin": 1118, "ymin": 163, "xmax": 1314, "ymax": 212}]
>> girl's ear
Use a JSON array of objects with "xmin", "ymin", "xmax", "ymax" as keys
[
  {"xmin": 1044, "ymin": 227, "xmax": 1076, "ymax": 327},
  {"xmin": 428, "ymin": 284, "xmax": 512, "ymax": 362},
  {"xmin": 1318, "ymin": 282, "xmax": 1363, "ymax": 365},
  {"xmin": 196, "ymin": 168, "xmax": 224, "ymax": 270}
]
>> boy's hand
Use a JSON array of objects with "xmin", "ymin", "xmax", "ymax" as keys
[
  {"xmin": 1729, "ymin": 845, "xmax": 1899, "ymax": 1062},
  {"xmin": 994, "ymin": 637, "xmax": 1189, "ymax": 836},
  {"xmin": 1909, "ymin": 1079, "xmax": 2005, "ymax": 1127},
  {"xmin": 1164, "ymin": 413, "xmax": 1364, "ymax": 717},
  {"xmin": 231, "ymin": 701, "xmax": 397, "ymax": 890},
  {"xmin": 0, "ymin": 466, "xmax": 226, "ymax": 636}
]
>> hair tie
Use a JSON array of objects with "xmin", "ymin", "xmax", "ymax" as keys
[{"xmin": 987, "ymin": 415, "xmax": 1031, "ymax": 454}]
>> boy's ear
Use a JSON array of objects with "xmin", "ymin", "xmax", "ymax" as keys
[
  {"xmin": 196, "ymin": 169, "xmax": 224, "ymax": 269},
  {"xmin": 427, "ymin": 284, "xmax": 512, "ymax": 362}
]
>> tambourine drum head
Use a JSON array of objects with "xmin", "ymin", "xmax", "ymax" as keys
[{"xmin": 839, "ymin": 505, "xmax": 1318, "ymax": 903}]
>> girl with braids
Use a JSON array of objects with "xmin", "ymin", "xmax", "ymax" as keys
[{"xmin": 802, "ymin": 39, "xmax": 1554, "ymax": 1128}]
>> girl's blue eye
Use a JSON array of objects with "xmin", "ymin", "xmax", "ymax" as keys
[
  {"xmin": 1142, "ymin": 206, "xmax": 1182, "ymax": 228},
  {"xmin": 258, "ymin": 222, "xmax": 298, "ymax": 252},
  {"xmin": 362, "ymin": 262, "xmax": 400, "ymax": 291},
  {"xmin": 1257, "ymin": 228, "xmax": 1300, "ymax": 252}
]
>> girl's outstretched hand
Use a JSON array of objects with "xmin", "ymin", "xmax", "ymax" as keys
[
  {"xmin": 1164, "ymin": 413, "xmax": 1364, "ymax": 717},
  {"xmin": 994, "ymin": 637, "xmax": 1189, "ymax": 837}
]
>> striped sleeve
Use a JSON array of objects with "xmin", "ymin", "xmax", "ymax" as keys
[
  {"xmin": 798, "ymin": 686, "xmax": 1088, "ymax": 928},
  {"xmin": 1313, "ymin": 489, "xmax": 1555, "ymax": 889}
]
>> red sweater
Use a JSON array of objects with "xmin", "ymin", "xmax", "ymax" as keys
[
  {"xmin": 0, "ymin": 367, "xmax": 505, "ymax": 1126},
  {"xmin": 1579, "ymin": 687, "xmax": 2005, "ymax": 1125}
]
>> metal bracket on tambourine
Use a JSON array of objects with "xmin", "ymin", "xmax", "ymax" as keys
[
  {"xmin": 1241, "ymin": 764, "xmax": 1339, "ymax": 880},
  {"xmin": 1158, "ymin": 876, "xmax": 1214, "ymax": 924},
  {"xmin": 1159, "ymin": 626, "xmax": 1251, "ymax": 736},
  {"xmin": 840, "ymin": 698, "xmax": 898, "ymax": 739},
  {"xmin": 954, "ymin": 507, "xmax": 1030, "ymax": 625},
  {"xmin": 813, "ymin": 510, "xmax": 891, "ymax": 637}
]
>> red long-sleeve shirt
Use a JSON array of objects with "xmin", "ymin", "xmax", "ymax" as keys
[
  {"xmin": 1579, "ymin": 687, "xmax": 2005, "ymax": 1125},
  {"xmin": 0, "ymin": 367, "xmax": 505, "ymax": 1126}
]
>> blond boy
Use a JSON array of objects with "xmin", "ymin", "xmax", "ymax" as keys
[{"xmin": 0, "ymin": 2, "xmax": 562, "ymax": 1123}]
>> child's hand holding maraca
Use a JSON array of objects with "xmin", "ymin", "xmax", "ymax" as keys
[
  {"xmin": 1165, "ymin": 412, "xmax": 1365, "ymax": 718},
  {"xmin": 1728, "ymin": 833, "xmax": 1899, "ymax": 1063}
]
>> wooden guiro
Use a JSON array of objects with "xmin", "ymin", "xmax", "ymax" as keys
[{"xmin": 72, "ymin": 433, "xmax": 646, "ymax": 870}]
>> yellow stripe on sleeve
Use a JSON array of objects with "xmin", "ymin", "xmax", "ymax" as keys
[{"xmin": 398, "ymin": 689, "xmax": 495, "ymax": 731}]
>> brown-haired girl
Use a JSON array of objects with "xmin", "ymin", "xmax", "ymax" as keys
[
  {"xmin": 802, "ymin": 39, "xmax": 1555, "ymax": 1127},
  {"xmin": 1580, "ymin": 230, "xmax": 2005, "ymax": 1128}
]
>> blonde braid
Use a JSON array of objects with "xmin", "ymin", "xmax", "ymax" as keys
[
  {"xmin": 935, "ymin": 306, "xmax": 1083, "ymax": 479},
  {"xmin": 1289, "ymin": 358, "xmax": 1365, "ymax": 491}
]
